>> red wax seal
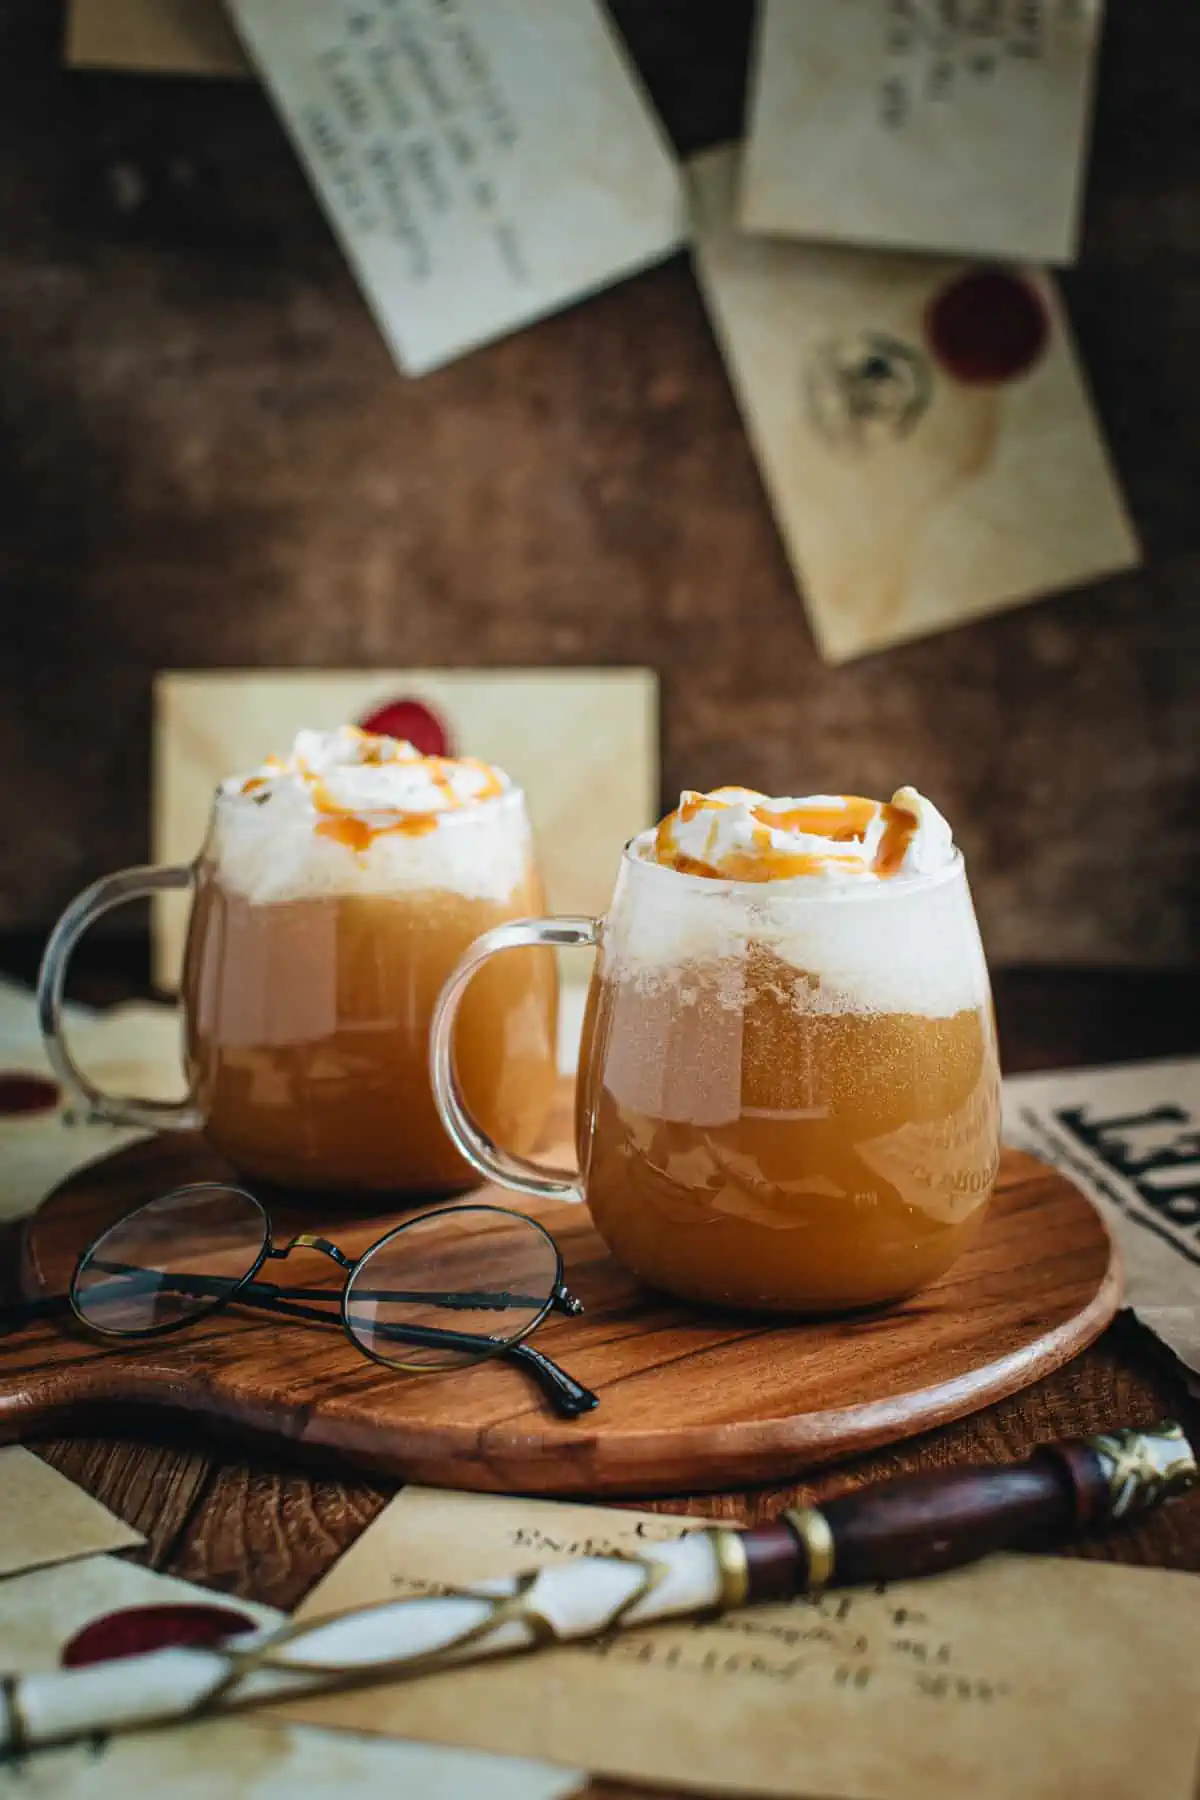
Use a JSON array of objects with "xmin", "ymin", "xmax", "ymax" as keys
[
  {"xmin": 0, "ymin": 1072, "xmax": 59, "ymax": 1116},
  {"xmin": 359, "ymin": 698, "xmax": 454, "ymax": 758},
  {"xmin": 925, "ymin": 268, "xmax": 1050, "ymax": 386},
  {"xmin": 62, "ymin": 1603, "xmax": 258, "ymax": 1667}
]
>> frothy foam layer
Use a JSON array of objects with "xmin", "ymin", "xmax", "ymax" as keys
[
  {"xmin": 212, "ymin": 727, "xmax": 527, "ymax": 904},
  {"xmin": 604, "ymin": 851, "xmax": 987, "ymax": 1019},
  {"xmin": 644, "ymin": 786, "xmax": 954, "ymax": 883}
]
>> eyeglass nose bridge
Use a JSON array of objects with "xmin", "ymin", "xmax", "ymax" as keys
[{"xmin": 267, "ymin": 1233, "xmax": 355, "ymax": 1272}]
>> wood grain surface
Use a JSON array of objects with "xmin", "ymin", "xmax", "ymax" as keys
[
  {"xmin": 2, "ymin": 0, "xmax": 1199, "ymax": 1782},
  {"xmin": 3, "ymin": 1111, "xmax": 1121, "ymax": 1495},
  {"xmin": 0, "ymin": 1, "xmax": 1197, "ymax": 964},
  {"xmin": 1, "ymin": 968, "xmax": 1195, "ymax": 1800}
]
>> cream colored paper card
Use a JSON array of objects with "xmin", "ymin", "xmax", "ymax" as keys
[
  {"xmin": 65, "ymin": 0, "xmax": 250, "ymax": 78},
  {"xmin": 0, "ymin": 991, "xmax": 185, "ymax": 1224},
  {"xmin": 0, "ymin": 976, "xmax": 92, "ymax": 1042},
  {"xmin": 0, "ymin": 1555, "xmax": 580, "ymax": 1800},
  {"xmin": 281, "ymin": 1487, "xmax": 1200, "ymax": 1800},
  {"xmin": 0, "ymin": 1450, "xmax": 143, "ymax": 1580},
  {"xmin": 0, "ymin": 1553, "xmax": 277, "ymax": 1667},
  {"xmin": 741, "ymin": 0, "xmax": 1104, "ymax": 265},
  {"xmin": 690, "ymin": 144, "xmax": 1139, "ymax": 662},
  {"xmin": 0, "ymin": 1726, "xmax": 582, "ymax": 1800},
  {"xmin": 152, "ymin": 667, "xmax": 657, "ymax": 991},
  {"xmin": 1004, "ymin": 1056, "xmax": 1200, "ymax": 1378},
  {"xmin": 225, "ymin": 0, "xmax": 685, "ymax": 375}
]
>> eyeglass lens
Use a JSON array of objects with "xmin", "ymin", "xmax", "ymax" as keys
[
  {"xmin": 344, "ymin": 1206, "xmax": 560, "ymax": 1371},
  {"xmin": 70, "ymin": 1188, "xmax": 562, "ymax": 1373},
  {"xmin": 72, "ymin": 1185, "xmax": 267, "ymax": 1335}
]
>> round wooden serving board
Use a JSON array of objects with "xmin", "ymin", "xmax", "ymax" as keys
[{"xmin": 1, "ymin": 1101, "xmax": 1121, "ymax": 1496}]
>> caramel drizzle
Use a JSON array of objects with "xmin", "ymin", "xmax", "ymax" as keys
[
  {"xmin": 238, "ymin": 755, "xmax": 285, "ymax": 796},
  {"xmin": 313, "ymin": 805, "xmax": 439, "ymax": 854},
  {"xmin": 655, "ymin": 791, "xmax": 919, "ymax": 882},
  {"xmin": 872, "ymin": 801, "xmax": 919, "ymax": 877},
  {"xmin": 665, "ymin": 848, "xmax": 867, "ymax": 883},
  {"xmin": 239, "ymin": 736, "xmax": 506, "ymax": 855},
  {"xmin": 753, "ymin": 795, "xmax": 878, "ymax": 841}
]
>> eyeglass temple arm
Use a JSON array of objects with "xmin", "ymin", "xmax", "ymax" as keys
[
  {"xmin": 504, "ymin": 1339, "xmax": 598, "ymax": 1417},
  {"xmin": 268, "ymin": 1238, "xmax": 584, "ymax": 1317},
  {"xmin": 68, "ymin": 1266, "xmax": 550, "ymax": 1343},
  {"xmin": 78, "ymin": 1259, "xmax": 572, "ymax": 1314},
  {"xmin": 252, "ymin": 1288, "xmax": 598, "ymax": 1420}
]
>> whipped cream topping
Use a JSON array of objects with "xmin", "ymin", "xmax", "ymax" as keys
[
  {"xmin": 610, "ymin": 786, "xmax": 979, "ymax": 1018},
  {"xmin": 640, "ymin": 786, "xmax": 954, "ymax": 884},
  {"xmin": 222, "ymin": 726, "xmax": 508, "ymax": 825},
  {"xmin": 212, "ymin": 727, "xmax": 525, "ymax": 905}
]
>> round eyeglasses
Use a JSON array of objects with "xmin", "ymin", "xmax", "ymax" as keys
[{"xmin": 4, "ymin": 1185, "xmax": 596, "ymax": 1420}]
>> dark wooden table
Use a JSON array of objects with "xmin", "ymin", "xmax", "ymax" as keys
[{"xmin": 4, "ymin": 958, "xmax": 1199, "ymax": 1800}]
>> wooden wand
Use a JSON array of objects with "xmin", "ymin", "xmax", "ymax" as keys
[{"xmin": 1, "ymin": 1419, "xmax": 1195, "ymax": 1759}]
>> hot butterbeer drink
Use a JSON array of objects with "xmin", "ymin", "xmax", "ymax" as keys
[
  {"xmin": 577, "ymin": 786, "xmax": 999, "ymax": 1310},
  {"xmin": 183, "ymin": 728, "xmax": 557, "ymax": 1193}
]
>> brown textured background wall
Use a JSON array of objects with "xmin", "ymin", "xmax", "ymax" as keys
[{"xmin": 0, "ymin": 1, "xmax": 1197, "ymax": 966}]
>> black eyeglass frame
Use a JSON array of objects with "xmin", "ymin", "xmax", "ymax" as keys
[{"xmin": 56, "ymin": 1184, "xmax": 596, "ymax": 1419}]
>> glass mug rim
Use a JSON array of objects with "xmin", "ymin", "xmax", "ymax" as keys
[{"xmin": 615, "ymin": 836, "xmax": 967, "ymax": 903}]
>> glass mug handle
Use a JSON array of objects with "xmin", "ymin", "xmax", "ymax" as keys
[
  {"xmin": 430, "ymin": 916, "xmax": 598, "ymax": 1203},
  {"xmin": 37, "ymin": 865, "xmax": 204, "ymax": 1133}
]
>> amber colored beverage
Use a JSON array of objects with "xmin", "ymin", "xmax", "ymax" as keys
[
  {"xmin": 576, "ymin": 945, "xmax": 998, "ymax": 1311},
  {"xmin": 184, "ymin": 873, "xmax": 556, "ymax": 1193},
  {"xmin": 38, "ymin": 731, "xmax": 558, "ymax": 1196},
  {"xmin": 431, "ymin": 820, "xmax": 1000, "ymax": 1313}
]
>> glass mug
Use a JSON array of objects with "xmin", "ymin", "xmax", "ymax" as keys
[
  {"xmin": 431, "ymin": 844, "xmax": 1001, "ymax": 1311},
  {"xmin": 38, "ymin": 784, "xmax": 558, "ymax": 1194}
]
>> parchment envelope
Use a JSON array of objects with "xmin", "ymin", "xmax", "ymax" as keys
[
  {"xmin": 0, "ymin": 1555, "xmax": 581, "ymax": 1800},
  {"xmin": 1004, "ymin": 1056, "xmax": 1200, "ymax": 1380},
  {"xmin": 226, "ymin": 0, "xmax": 686, "ymax": 374},
  {"xmin": 65, "ymin": 0, "xmax": 250, "ymax": 77},
  {"xmin": 690, "ymin": 144, "xmax": 1139, "ymax": 662},
  {"xmin": 0, "ymin": 1450, "xmax": 143, "ymax": 1580},
  {"xmin": 280, "ymin": 1487, "xmax": 1200, "ymax": 1800},
  {"xmin": 741, "ymin": 0, "xmax": 1104, "ymax": 265}
]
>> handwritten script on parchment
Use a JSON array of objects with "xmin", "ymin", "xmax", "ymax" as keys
[
  {"xmin": 742, "ymin": 0, "xmax": 1104, "ymax": 264},
  {"xmin": 876, "ymin": 0, "xmax": 1086, "ymax": 134},
  {"xmin": 226, "ymin": 0, "xmax": 684, "ymax": 374},
  {"xmin": 281, "ymin": 1487, "xmax": 1200, "ymax": 1800}
]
